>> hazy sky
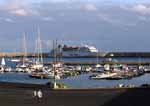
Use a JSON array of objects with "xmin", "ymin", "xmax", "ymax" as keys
[{"xmin": 0, "ymin": 0, "xmax": 150, "ymax": 52}]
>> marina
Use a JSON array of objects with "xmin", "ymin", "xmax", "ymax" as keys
[{"xmin": 0, "ymin": 57, "xmax": 149, "ymax": 88}]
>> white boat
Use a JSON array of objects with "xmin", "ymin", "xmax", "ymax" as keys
[
  {"xmin": 90, "ymin": 72, "xmax": 117, "ymax": 80},
  {"xmin": 31, "ymin": 63, "xmax": 43, "ymax": 70},
  {"xmin": 10, "ymin": 59, "xmax": 20, "ymax": 62},
  {"xmin": 95, "ymin": 64, "xmax": 102, "ymax": 68},
  {"xmin": 104, "ymin": 64, "xmax": 110, "ymax": 71}
]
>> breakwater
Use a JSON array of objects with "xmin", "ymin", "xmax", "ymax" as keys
[
  {"xmin": 106, "ymin": 52, "xmax": 150, "ymax": 57},
  {"xmin": 44, "ymin": 61, "xmax": 150, "ymax": 66},
  {"xmin": 0, "ymin": 53, "xmax": 49, "ymax": 58},
  {"xmin": 1, "ymin": 52, "xmax": 150, "ymax": 58}
]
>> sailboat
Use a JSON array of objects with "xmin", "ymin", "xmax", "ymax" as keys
[
  {"xmin": 15, "ymin": 33, "xmax": 30, "ymax": 73},
  {"xmin": 29, "ymin": 28, "xmax": 54, "ymax": 79},
  {"xmin": 92, "ymin": 49, "xmax": 103, "ymax": 72},
  {"xmin": 30, "ymin": 39, "xmax": 63, "ymax": 80},
  {"xmin": 51, "ymin": 40, "xmax": 63, "ymax": 88},
  {"xmin": 0, "ymin": 57, "xmax": 12, "ymax": 73},
  {"xmin": 0, "ymin": 57, "xmax": 5, "ymax": 73},
  {"xmin": 1, "ymin": 57, "xmax": 5, "ymax": 66},
  {"xmin": 31, "ymin": 28, "xmax": 43, "ymax": 70}
]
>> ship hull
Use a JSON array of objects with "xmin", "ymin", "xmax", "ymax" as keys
[{"xmin": 0, "ymin": 82, "xmax": 149, "ymax": 106}]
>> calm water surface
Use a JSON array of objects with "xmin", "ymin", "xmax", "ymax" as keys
[{"xmin": 0, "ymin": 73, "xmax": 150, "ymax": 88}]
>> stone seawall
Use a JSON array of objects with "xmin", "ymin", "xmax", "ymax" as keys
[{"xmin": 0, "ymin": 52, "xmax": 150, "ymax": 58}]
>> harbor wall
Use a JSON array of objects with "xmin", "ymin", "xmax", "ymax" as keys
[
  {"xmin": 0, "ymin": 52, "xmax": 49, "ymax": 58},
  {"xmin": 0, "ymin": 52, "xmax": 150, "ymax": 58},
  {"xmin": 106, "ymin": 52, "xmax": 150, "ymax": 57}
]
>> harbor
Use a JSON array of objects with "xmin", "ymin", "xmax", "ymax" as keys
[
  {"xmin": 1, "ymin": 0, "xmax": 150, "ymax": 105},
  {"xmin": 0, "ymin": 37, "xmax": 148, "ymax": 88},
  {"xmin": 0, "ymin": 56, "xmax": 149, "ymax": 88},
  {"xmin": 0, "ymin": 41, "xmax": 149, "ymax": 106}
]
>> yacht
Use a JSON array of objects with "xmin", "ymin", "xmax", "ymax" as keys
[
  {"xmin": 90, "ymin": 72, "xmax": 117, "ymax": 80},
  {"xmin": 10, "ymin": 58, "xmax": 21, "ymax": 62}
]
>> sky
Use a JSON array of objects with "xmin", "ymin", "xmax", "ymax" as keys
[{"xmin": 0, "ymin": 0, "xmax": 150, "ymax": 52}]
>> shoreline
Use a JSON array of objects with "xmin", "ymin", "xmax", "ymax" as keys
[
  {"xmin": 0, "ymin": 81, "xmax": 148, "ymax": 90},
  {"xmin": 0, "ymin": 81, "xmax": 149, "ymax": 106}
]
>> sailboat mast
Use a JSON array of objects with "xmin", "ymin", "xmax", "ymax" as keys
[
  {"xmin": 53, "ymin": 40, "xmax": 56, "ymax": 88},
  {"xmin": 37, "ymin": 32, "xmax": 40, "ymax": 64},
  {"xmin": 37, "ymin": 27, "xmax": 43, "ymax": 64},
  {"xmin": 23, "ymin": 32, "xmax": 27, "ymax": 65},
  {"xmin": 34, "ymin": 39, "xmax": 38, "ymax": 63},
  {"xmin": 35, "ymin": 27, "xmax": 43, "ymax": 65},
  {"xmin": 55, "ymin": 39, "xmax": 58, "ymax": 63},
  {"xmin": 96, "ymin": 51, "xmax": 99, "ymax": 65}
]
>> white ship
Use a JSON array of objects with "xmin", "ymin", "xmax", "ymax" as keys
[{"xmin": 51, "ymin": 44, "xmax": 99, "ymax": 57}]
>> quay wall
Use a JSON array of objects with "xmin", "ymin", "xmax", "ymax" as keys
[
  {"xmin": 44, "ymin": 61, "xmax": 150, "ymax": 66},
  {"xmin": 106, "ymin": 52, "xmax": 150, "ymax": 57},
  {"xmin": 0, "ymin": 53, "xmax": 49, "ymax": 57},
  {"xmin": 0, "ymin": 52, "xmax": 150, "ymax": 58}
]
